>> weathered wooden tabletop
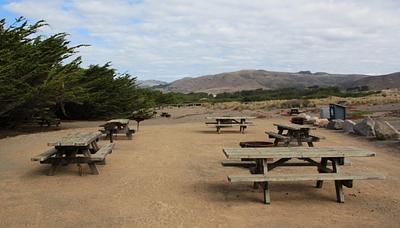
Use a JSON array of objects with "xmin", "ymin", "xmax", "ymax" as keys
[
  {"xmin": 274, "ymin": 123, "xmax": 316, "ymax": 131},
  {"xmin": 48, "ymin": 132, "xmax": 101, "ymax": 147},
  {"xmin": 223, "ymin": 147, "xmax": 376, "ymax": 159},
  {"xmin": 107, "ymin": 119, "xmax": 130, "ymax": 125}
]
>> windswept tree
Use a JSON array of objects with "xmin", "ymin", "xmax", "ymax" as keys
[
  {"xmin": 0, "ymin": 17, "xmax": 154, "ymax": 126},
  {"xmin": 0, "ymin": 17, "xmax": 83, "ymax": 126}
]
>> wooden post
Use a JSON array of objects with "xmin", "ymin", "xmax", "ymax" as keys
[
  {"xmin": 109, "ymin": 129, "xmax": 113, "ymax": 143},
  {"xmin": 262, "ymin": 159, "xmax": 271, "ymax": 204},
  {"xmin": 316, "ymin": 158, "xmax": 328, "ymax": 188},
  {"xmin": 332, "ymin": 158, "xmax": 344, "ymax": 203},
  {"xmin": 47, "ymin": 153, "xmax": 62, "ymax": 176},
  {"xmin": 253, "ymin": 159, "xmax": 261, "ymax": 189},
  {"xmin": 274, "ymin": 127, "xmax": 284, "ymax": 146}
]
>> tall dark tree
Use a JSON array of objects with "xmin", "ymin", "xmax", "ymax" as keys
[{"xmin": 0, "ymin": 17, "xmax": 82, "ymax": 126}]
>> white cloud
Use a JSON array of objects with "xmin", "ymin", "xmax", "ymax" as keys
[{"xmin": 3, "ymin": 0, "xmax": 400, "ymax": 81}]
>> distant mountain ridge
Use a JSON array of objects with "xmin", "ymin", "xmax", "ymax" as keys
[
  {"xmin": 138, "ymin": 80, "xmax": 168, "ymax": 88},
  {"xmin": 156, "ymin": 69, "xmax": 400, "ymax": 94},
  {"xmin": 156, "ymin": 70, "xmax": 400, "ymax": 94},
  {"xmin": 350, "ymin": 72, "xmax": 400, "ymax": 90}
]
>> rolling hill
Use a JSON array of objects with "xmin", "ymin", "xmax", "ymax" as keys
[
  {"xmin": 156, "ymin": 70, "xmax": 400, "ymax": 94},
  {"xmin": 350, "ymin": 72, "xmax": 400, "ymax": 90}
]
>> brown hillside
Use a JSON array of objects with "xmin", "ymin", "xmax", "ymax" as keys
[{"xmin": 160, "ymin": 70, "xmax": 370, "ymax": 94}]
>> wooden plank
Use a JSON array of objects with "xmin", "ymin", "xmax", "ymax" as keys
[
  {"xmin": 265, "ymin": 131, "xmax": 290, "ymax": 141},
  {"xmin": 274, "ymin": 123, "xmax": 315, "ymax": 130},
  {"xmin": 208, "ymin": 123, "xmax": 251, "ymax": 126},
  {"xmin": 48, "ymin": 132, "xmax": 101, "ymax": 147},
  {"xmin": 205, "ymin": 117, "xmax": 256, "ymax": 120},
  {"xmin": 227, "ymin": 172, "xmax": 385, "ymax": 182},
  {"xmin": 31, "ymin": 148, "xmax": 57, "ymax": 162},
  {"xmin": 221, "ymin": 160, "xmax": 256, "ymax": 167},
  {"xmin": 107, "ymin": 119, "xmax": 130, "ymax": 125},
  {"xmin": 91, "ymin": 143, "xmax": 114, "ymax": 161},
  {"xmin": 223, "ymin": 147, "xmax": 376, "ymax": 159}
]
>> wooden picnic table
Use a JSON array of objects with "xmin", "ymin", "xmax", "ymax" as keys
[
  {"xmin": 32, "ymin": 132, "xmax": 114, "ymax": 176},
  {"xmin": 266, "ymin": 123, "xmax": 319, "ymax": 147},
  {"xmin": 205, "ymin": 116, "xmax": 255, "ymax": 133},
  {"xmin": 107, "ymin": 119, "xmax": 130, "ymax": 125},
  {"xmin": 223, "ymin": 147, "xmax": 384, "ymax": 204},
  {"xmin": 100, "ymin": 119, "xmax": 135, "ymax": 140}
]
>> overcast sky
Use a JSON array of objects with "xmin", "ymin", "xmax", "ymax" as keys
[{"xmin": 1, "ymin": 0, "xmax": 399, "ymax": 81}]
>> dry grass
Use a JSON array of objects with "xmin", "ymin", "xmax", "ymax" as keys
[{"xmin": 209, "ymin": 90, "xmax": 400, "ymax": 110}]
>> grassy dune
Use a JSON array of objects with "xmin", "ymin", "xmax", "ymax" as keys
[{"xmin": 206, "ymin": 90, "xmax": 400, "ymax": 111}]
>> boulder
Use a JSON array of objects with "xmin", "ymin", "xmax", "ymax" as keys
[
  {"xmin": 306, "ymin": 116, "xmax": 319, "ymax": 125},
  {"xmin": 354, "ymin": 117, "xmax": 375, "ymax": 137},
  {"xmin": 343, "ymin": 120, "xmax": 356, "ymax": 134},
  {"xmin": 315, "ymin": 118, "xmax": 329, "ymax": 128},
  {"xmin": 298, "ymin": 113, "xmax": 311, "ymax": 121},
  {"xmin": 374, "ymin": 119, "xmax": 400, "ymax": 140},
  {"xmin": 327, "ymin": 119, "xmax": 344, "ymax": 130}
]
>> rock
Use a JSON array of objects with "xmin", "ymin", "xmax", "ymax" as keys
[
  {"xmin": 354, "ymin": 117, "xmax": 375, "ymax": 137},
  {"xmin": 306, "ymin": 116, "xmax": 319, "ymax": 124},
  {"xmin": 343, "ymin": 120, "xmax": 356, "ymax": 134},
  {"xmin": 315, "ymin": 118, "xmax": 329, "ymax": 128},
  {"xmin": 298, "ymin": 113, "xmax": 311, "ymax": 120},
  {"xmin": 327, "ymin": 119, "xmax": 344, "ymax": 130},
  {"xmin": 374, "ymin": 119, "xmax": 400, "ymax": 140}
]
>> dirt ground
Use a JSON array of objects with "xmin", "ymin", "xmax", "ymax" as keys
[{"xmin": 1, "ymin": 107, "xmax": 400, "ymax": 227}]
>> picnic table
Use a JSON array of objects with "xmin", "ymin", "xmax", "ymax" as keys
[
  {"xmin": 266, "ymin": 123, "xmax": 319, "ymax": 147},
  {"xmin": 99, "ymin": 119, "xmax": 135, "ymax": 140},
  {"xmin": 205, "ymin": 116, "xmax": 255, "ymax": 133},
  {"xmin": 31, "ymin": 132, "xmax": 114, "ymax": 176},
  {"xmin": 289, "ymin": 108, "xmax": 300, "ymax": 115},
  {"xmin": 223, "ymin": 147, "xmax": 384, "ymax": 204}
]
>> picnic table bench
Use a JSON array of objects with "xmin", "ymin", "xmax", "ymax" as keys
[
  {"xmin": 31, "ymin": 132, "xmax": 114, "ymax": 176},
  {"xmin": 205, "ymin": 117, "xmax": 255, "ymax": 134},
  {"xmin": 266, "ymin": 123, "xmax": 320, "ymax": 147},
  {"xmin": 223, "ymin": 147, "xmax": 384, "ymax": 204},
  {"xmin": 99, "ymin": 119, "xmax": 135, "ymax": 141},
  {"xmin": 31, "ymin": 117, "xmax": 61, "ymax": 127}
]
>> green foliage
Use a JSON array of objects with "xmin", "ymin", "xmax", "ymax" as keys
[
  {"xmin": 0, "ymin": 17, "xmax": 83, "ymax": 126},
  {"xmin": 213, "ymin": 87, "xmax": 378, "ymax": 102},
  {"xmin": 0, "ymin": 17, "xmax": 153, "ymax": 126},
  {"xmin": 59, "ymin": 64, "xmax": 147, "ymax": 119}
]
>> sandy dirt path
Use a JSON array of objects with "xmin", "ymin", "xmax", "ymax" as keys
[{"xmin": 1, "ymin": 117, "xmax": 399, "ymax": 227}]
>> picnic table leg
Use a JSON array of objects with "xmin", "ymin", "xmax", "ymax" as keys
[
  {"xmin": 126, "ymin": 127, "xmax": 133, "ymax": 140},
  {"xmin": 108, "ymin": 129, "xmax": 113, "ymax": 143},
  {"xmin": 274, "ymin": 128, "xmax": 284, "ymax": 146},
  {"xmin": 316, "ymin": 158, "xmax": 328, "ymax": 188},
  {"xmin": 48, "ymin": 161, "xmax": 61, "ymax": 176},
  {"xmin": 88, "ymin": 163, "xmax": 99, "ymax": 175},
  {"xmin": 253, "ymin": 159, "xmax": 262, "ymax": 189},
  {"xmin": 91, "ymin": 141, "xmax": 100, "ymax": 152},
  {"xmin": 304, "ymin": 129, "xmax": 313, "ymax": 147},
  {"xmin": 332, "ymin": 159, "xmax": 345, "ymax": 203},
  {"xmin": 47, "ymin": 153, "xmax": 63, "ymax": 176},
  {"xmin": 294, "ymin": 131, "xmax": 302, "ymax": 146},
  {"xmin": 262, "ymin": 159, "xmax": 271, "ymax": 204},
  {"xmin": 83, "ymin": 150, "xmax": 99, "ymax": 175},
  {"xmin": 273, "ymin": 138, "xmax": 279, "ymax": 146}
]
